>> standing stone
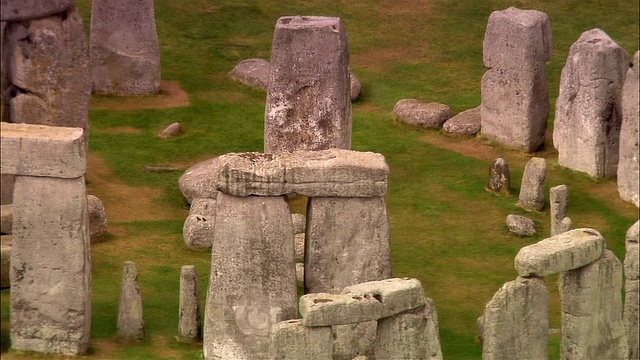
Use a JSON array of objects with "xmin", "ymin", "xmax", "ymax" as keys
[
  {"xmin": 481, "ymin": 7, "xmax": 551, "ymax": 152},
  {"xmin": 625, "ymin": 221, "xmax": 639, "ymax": 360},
  {"xmin": 553, "ymin": 29, "xmax": 630, "ymax": 178},
  {"xmin": 550, "ymin": 185, "xmax": 568, "ymax": 236},
  {"xmin": 618, "ymin": 51, "xmax": 639, "ymax": 206},
  {"xmin": 265, "ymin": 16, "xmax": 351, "ymax": 153},
  {"xmin": 481, "ymin": 276, "xmax": 548, "ymax": 360},
  {"xmin": 486, "ymin": 157, "xmax": 510, "ymax": 193},
  {"xmin": 11, "ymin": 176, "xmax": 91, "ymax": 355},
  {"xmin": 374, "ymin": 301, "xmax": 443, "ymax": 360},
  {"xmin": 560, "ymin": 250, "xmax": 628, "ymax": 360},
  {"xmin": 90, "ymin": 0, "xmax": 160, "ymax": 95},
  {"xmin": 305, "ymin": 196, "xmax": 391, "ymax": 294},
  {"xmin": 269, "ymin": 319, "xmax": 333, "ymax": 360},
  {"xmin": 204, "ymin": 193, "xmax": 297, "ymax": 360},
  {"xmin": 87, "ymin": 195, "xmax": 108, "ymax": 243},
  {"xmin": 518, "ymin": 157, "xmax": 547, "ymax": 211},
  {"xmin": 179, "ymin": 265, "xmax": 202, "ymax": 342},
  {"xmin": 117, "ymin": 261, "xmax": 145, "ymax": 340},
  {"xmin": 2, "ymin": 7, "xmax": 90, "ymax": 132}
]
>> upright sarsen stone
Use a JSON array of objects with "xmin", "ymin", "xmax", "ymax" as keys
[
  {"xmin": 553, "ymin": 29, "xmax": 629, "ymax": 178},
  {"xmin": 117, "ymin": 261, "xmax": 145, "ymax": 340},
  {"xmin": 517, "ymin": 157, "xmax": 547, "ymax": 211},
  {"xmin": 90, "ymin": 0, "xmax": 160, "ymax": 95},
  {"xmin": 481, "ymin": 7, "xmax": 551, "ymax": 152},
  {"xmin": 204, "ymin": 193, "xmax": 297, "ymax": 360},
  {"xmin": 618, "ymin": 51, "xmax": 639, "ymax": 206},
  {"xmin": 265, "ymin": 16, "xmax": 351, "ymax": 153}
]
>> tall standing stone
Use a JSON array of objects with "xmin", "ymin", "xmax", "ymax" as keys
[
  {"xmin": 480, "ymin": 276, "xmax": 549, "ymax": 360},
  {"xmin": 204, "ymin": 193, "xmax": 297, "ymax": 360},
  {"xmin": 265, "ymin": 16, "xmax": 351, "ymax": 153},
  {"xmin": 553, "ymin": 29, "xmax": 630, "ymax": 178},
  {"xmin": 305, "ymin": 196, "xmax": 391, "ymax": 294},
  {"xmin": 486, "ymin": 157, "xmax": 510, "ymax": 193},
  {"xmin": 481, "ymin": 7, "xmax": 551, "ymax": 152},
  {"xmin": 618, "ymin": 51, "xmax": 639, "ymax": 206},
  {"xmin": 560, "ymin": 250, "xmax": 628, "ymax": 359},
  {"xmin": 625, "ymin": 221, "xmax": 639, "ymax": 360},
  {"xmin": 550, "ymin": 185, "xmax": 568, "ymax": 236},
  {"xmin": 117, "ymin": 261, "xmax": 145, "ymax": 340},
  {"xmin": 90, "ymin": 0, "xmax": 160, "ymax": 95},
  {"xmin": 518, "ymin": 157, "xmax": 547, "ymax": 211},
  {"xmin": 179, "ymin": 265, "xmax": 202, "ymax": 342}
]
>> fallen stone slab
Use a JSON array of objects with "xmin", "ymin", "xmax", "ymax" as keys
[
  {"xmin": 514, "ymin": 228, "xmax": 605, "ymax": 277},
  {"xmin": 341, "ymin": 278, "xmax": 426, "ymax": 319},
  {"xmin": 216, "ymin": 149, "xmax": 388, "ymax": 197},
  {"xmin": 0, "ymin": 122, "xmax": 85, "ymax": 178},
  {"xmin": 443, "ymin": 106, "xmax": 481, "ymax": 136},
  {"xmin": 506, "ymin": 214, "xmax": 536, "ymax": 237},
  {"xmin": 178, "ymin": 157, "xmax": 220, "ymax": 204},
  {"xmin": 269, "ymin": 319, "xmax": 333, "ymax": 360},
  {"xmin": 394, "ymin": 99, "xmax": 452, "ymax": 128},
  {"xmin": 299, "ymin": 293, "xmax": 384, "ymax": 327}
]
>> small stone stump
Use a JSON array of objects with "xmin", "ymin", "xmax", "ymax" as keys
[
  {"xmin": 486, "ymin": 157, "xmax": 510, "ymax": 193},
  {"xmin": 518, "ymin": 157, "xmax": 547, "ymax": 211},
  {"xmin": 179, "ymin": 265, "xmax": 202, "ymax": 342},
  {"xmin": 117, "ymin": 261, "xmax": 145, "ymax": 340},
  {"xmin": 443, "ymin": 106, "xmax": 481, "ymax": 136}
]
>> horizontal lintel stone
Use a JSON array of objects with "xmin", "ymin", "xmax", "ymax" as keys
[
  {"xmin": 1, "ymin": 122, "xmax": 85, "ymax": 178},
  {"xmin": 299, "ymin": 292, "xmax": 384, "ymax": 327},
  {"xmin": 514, "ymin": 228, "xmax": 605, "ymax": 277},
  {"xmin": 341, "ymin": 278, "xmax": 426, "ymax": 319},
  {"xmin": 216, "ymin": 149, "xmax": 388, "ymax": 197}
]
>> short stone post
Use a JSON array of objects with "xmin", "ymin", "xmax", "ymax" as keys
[
  {"xmin": 117, "ymin": 261, "xmax": 145, "ymax": 340},
  {"xmin": 486, "ymin": 157, "xmax": 510, "ymax": 193},
  {"xmin": 518, "ymin": 157, "xmax": 547, "ymax": 211},
  {"xmin": 265, "ymin": 16, "xmax": 351, "ymax": 153},
  {"xmin": 624, "ymin": 221, "xmax": 639, "ymax": 360},
  {"xmin": 618, "ymin": 51, "xmax": 639, "ymax": 206},
  {"xmin": 179, "ymin": 265, "xmax": 202, "ymax": 342},
  {"xmin": 550, "ymin": 185, "xmax": 568, "ymax": 236}
]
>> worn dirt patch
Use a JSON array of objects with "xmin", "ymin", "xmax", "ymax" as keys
[
  {"xmin": 97, "ymin": 126, "xmax": 144, "ymax": 134},
  {"xmin": 89, "ymin": 80, "xmax": 190, "ymax": 111}
]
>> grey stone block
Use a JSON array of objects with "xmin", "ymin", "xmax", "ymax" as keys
[
  {"xmin": 268, "ymin": 319, "xmax": 332, "ymax": 360},
  {"xmin": 299, "ymin": 293, "xmax": 384, "ymax": 327}
]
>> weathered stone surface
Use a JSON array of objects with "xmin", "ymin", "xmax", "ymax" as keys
[
  {"xmin": 291, "ymin": 213, "xmax": 306, "ymax": 234},
  {"xmin": 159, "ymin": 122, "xmax": 180, "ymax": 138},
  {"xmin": 506, "ymin": 214, "xmax": 536, "ymax": 237},
  {"xmin": 0, "ymin": 235, "xmax": 11, "ymax": 288},
  {"xmin": 375, "ymin": 301, "xmax": 443, "ymax": 360},
  {"xmin": 554, "ymin": 29, "xmax": 630, "ymax": 178},
  {"xmin": 299, "ymin": 292, "xmax": 384, "ymax": 327},
  {"xmin": 178, "ymin": 157, "xmax": 219, "ymax": 204},
  {"xmin": 618, "ymin": 51, "xmax": 639, "ymax": 206},
  {"xmin": 341, "ymin": 278, "xmax": 426, "ymax": 319},
  {"xmin": 625, "ymin": 221, "xmax": 639, "ymax": 360},
  {"xmin": 189, "ymin": 198, "xmax": 217, "ymax": 217},
  {"xmin": 179, "ymin": 265, "xmax": 201, "ymax": 342},
  {"xmin": 216, "ymin": 149, "xmax": 388, "ymax": 198},
  {"xmin": 11, "ymin": 176, "xmax": 91, "ymax": 355},
  {"xmin": 230, "ymin": 58, "xmax": 270, "ymax": 89},
  {"xmin": 560, "ymin": 250, "xmax": 628, "ymax": 359},
  {"xmin": 0, "ymin": 0, "xmax": 73, "ymax": 21},
  {"xmin": 269, "ymin": 319, "xmax": 333, "ymax": 360},
  {"xmin": 296, "ymin": 263, "xmax": 304, "ymax": 288},
  {"xmin": 1, "ymin": 174, "xmax": 14, "ymax": 205},
  {"xmin": 443, "ymin": 106, "xmax": 481, "ymax": 136},
  {"xmin": 394, "ymin": 99, "xmax": 452, "ymax": 128},
  {"xmin": 514, "ymin": 228, "xmax": 605, "ymax": 277},
  {"xmin": 1, "ymin": 123, "xmax": 85, "ymax": 179},
  {"xmin": 87, "ymin": 195, "xmax": 108, "ymax": 243},
  {"xmin": 265, "ymin": 16, "xmax": 351, "ymax": 153},
  {"xmin": 90, "ymin": 0, "xmax": 160, "ymax": 95},
  {"xmin": 183, "ymin": 214, "xmax": 214, "ymax": 250},
  {"xmin": 331, "ymin": 321, "xmax": 376, "ymax": 360},
  {"xmin": 550, "ymin": 185, "xmax": 568, "ymax": 236},
  {"xmin": 305, "ymin": 196, "xmax": 391, "ymax": 293},
  {"xmin": 559, "ymin": 217, "xmax": 573, "ymax": 235},
  {"xmin": 294, "ymin": 233, "xmax": 305, "ymax": 262},
  {"xmin": 481, "ymin": 276, "xmax": 548, "ymax": 360},
  {"xmin": 0, "ymin": 204, "xmax": 12, "ymax": 234},
  {"xmin": 117, "ymin": 261, "xmax": 145, "ymax": 340},
  {"xmin": 350, "ymin": 72, "xmax": 362, "ymax": 101},
  {"xmin": 517, "ymin": 157, "xmax": 547, "ymax": 211},
  {"xmin": 204, "ymin": 193, "xmax": 297, "ymax": 360},
  {"xmin": 486, "ymin": 157, "xmax": 510, "ymax": 193},
  {"xmin": 3, "ymin": 9, "xmax": 90, "ymax": 131},
  {"xmin": 481, "ymin": 7, "xmax": 551, "ymax": 152}
]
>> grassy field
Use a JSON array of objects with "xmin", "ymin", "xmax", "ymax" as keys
[{"xmin": 1, "ymin": 0, "xmax": 638, "ymax": 359}]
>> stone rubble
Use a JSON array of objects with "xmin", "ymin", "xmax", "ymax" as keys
[
  {"xmin": 550, "ymin": 185, "xmax": 568, "ymax": 236},
  {"xmin": 486, "ymin": 157, "xmax": 511, "ymax": 193},
  {"xmin": 179, "ymin": 265, "xmax": 202, "ymax": 342}
]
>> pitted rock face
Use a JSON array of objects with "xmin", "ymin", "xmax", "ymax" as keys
[
  {"xmin": 0, "ymin": 0, "xmax": 73, "ymax": 21},
  {"xmin": 618, "ymin": 51, "xmax": 639, "ymax": 206},
  {"xmin": 486, "ymin": 157, "xmax": 510, "ymax": 193}
]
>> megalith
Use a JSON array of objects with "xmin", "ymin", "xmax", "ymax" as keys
[
  {"xmin": 550, "ymin": 185, "xmax": 568, "ymax": 236},
  {"xmin": 179, "ymin": 265, "xmax": 202, "ymax": 342},
  {"xmin": 204, "ymin": 193, "xmax": 297, "ymax": 360},
  {"xmin": 553, "ymin": 29, "xmax": 630, "ymax": 178},
  {"xmin": 517, "ymin": 157, "xmax": 547, "ymax": 211},
  {"xmin": 265, "ymin": 16, "xmax": 351, "ymax": 153},
  {"xmin": 624, "ymin": 221, "xmax": 639, "ymax": 360},
  {"xmin": 618, "ymin": 51, "xmax": 639, "ymax": 206},
  {"xmin": 117, "ymin": 261, "xmax": 145, "ymax": 340},
  {"xmin": 481, "ymin": 7, "xmax": 551, "ymax": 152},
  {"xmin": 486, "ymin": 157, "xmax": 510, "ymax": 193},
  {"xmin": 0, "ymin": 0, "xmax": 74, "ymax": 22},
  {"xmin": 269, "ymin": 319, "xmax": 333, "ymax": 360},
  {"xmin": 559, "ymin": 250, "xmax": 628, "ymax": 359},
  {"xmin": 481, "ymin": 277, "xmax": 549, "ymax": 360},
  {"xmin": 90, "ymin": 0, "xmax": 160, "ymax": 95}
]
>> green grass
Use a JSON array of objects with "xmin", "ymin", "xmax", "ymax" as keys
[{"xmin": 1, "ymin": 0, "xmax": 638, "ymax": 359}]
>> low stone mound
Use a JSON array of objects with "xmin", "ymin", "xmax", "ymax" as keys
[
  {"xmin": 443, "ymin": 106, "xmax": 481, "ymax": 135},
  {"xmin": 394, "ymin": 99, "xmax": 452, "ymax": 128}
]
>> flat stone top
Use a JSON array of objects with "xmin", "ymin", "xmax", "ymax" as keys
[
  {"xmin": 277, "ymin": 15, "xmax": 341, "ymax": 29},
  {"xmin": 1, "ymin": 122, "xmax": 84, "ymax": 141},
  {"xmin": 492, "ymin": 6, "xmax": 548, "ymax": 25}
]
